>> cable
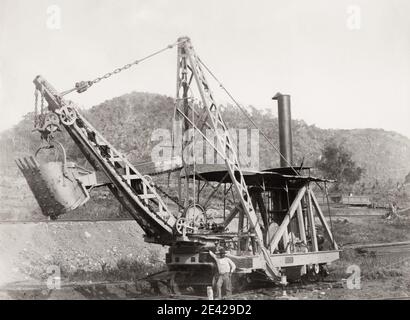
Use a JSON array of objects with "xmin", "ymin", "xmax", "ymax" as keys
[
  {"xmin": 285, "ymin": 181, "xmax": 295, "ymax": 252},
  {"xmin": 197, "ymin": 57, "xmax": 301, "ymax": 177}
]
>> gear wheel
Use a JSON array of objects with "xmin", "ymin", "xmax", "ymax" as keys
[
  {"xmin": 175, "ymin": 217, "xmax": 195, "ymax": 235},
  {"xmin": 59, "ymin": 105, "xmax": 77, "ymax": 126}
]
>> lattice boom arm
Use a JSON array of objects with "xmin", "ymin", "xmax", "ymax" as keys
[
  {"xmin": 181, "ymin": 41, "xmax": 264, "ymax": 243},
  {"xmin": 33, "ymin": 75, "xmax": 177, "ymax": 244}
]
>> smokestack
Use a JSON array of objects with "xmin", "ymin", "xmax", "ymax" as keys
[{"xmin": 272, "ymin": 93, "xmax": 293, "ymax": 167}]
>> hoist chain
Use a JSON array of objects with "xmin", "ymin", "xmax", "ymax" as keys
[
  {"xmin": 40, "ymin": 88, "xmax": 45, "ymax": 115},
  {"xmin": 61, "ymin": 40, "xmax": 188, "ymax": 96},
  {"xmin": 34, "ymin": 89, "xmax": 39, "ymax": 128},
  {"xmin": 34, "ymin": 88, "xmax": 46, "ymax": 128}
]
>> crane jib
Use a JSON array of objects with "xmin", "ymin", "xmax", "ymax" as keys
[{"xmin": 30, "ymin": 76, "xmax": 177, "ymax": 244}]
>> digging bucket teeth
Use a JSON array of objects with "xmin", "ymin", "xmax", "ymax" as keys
[{"xmin": 15, "ymin": 157, "xmax": 91, "ymax": 219}]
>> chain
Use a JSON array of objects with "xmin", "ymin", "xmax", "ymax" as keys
[
  {"xmin": 90, "ymin": 61, "xmax": 135, "ymax": 85},
  {"xmin": 34, "ymin": 89, "xmax": 39, "ymax": 128},
  {"xmin": 61, "ymin": 39, "xmax": 188, "ymax": 96},
  {"xmin": 34, "ymin": 88, "xmax": 47, "ymax": 128},
  {"xmin": 197, "ymin": 57, "xmax": 301, "ymax": 177},
  {"xmin": 40, "ymin": 87, "xmax": 45, "ymax": 115}
]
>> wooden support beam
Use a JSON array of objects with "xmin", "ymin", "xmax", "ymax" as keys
[
  {"xmin": 306, "ymin": 187, "xmax": 318, "ymax": 252},
  {"xmin": 177, "ymin": 172, "xmax": 182, "ymax": 209},
  {"xmin": 297, "ymin": 201, "xmax": 308, "ymax": 275},
  {"xmin": 223, "ymin": 204, "xmax": 241, "ymax": 228},
  {"xmin": 310, "ymin": 190, "xmax": 339, "ymax": 250},
  {"xmin": 269, "ymin": 186, "xmax": 307, "ymax": 252},
  {"xmin": 296, "ymin": 203, "xmax": 308, "ymax": 252}
]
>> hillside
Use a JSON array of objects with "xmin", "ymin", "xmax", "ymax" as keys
[
  {"xmin": 1, "ymin": 91, "xmax": 410, "ymax": 192},
  {"xmin": 0, "ymin": 92, "xmax": 410, "ymax": 182}
]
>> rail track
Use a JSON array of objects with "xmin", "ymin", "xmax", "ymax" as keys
[
  {"xmin": 0, "ymin": 217, "xmax": 135, "ymax": 224},
  {"xmin": 2, "ymin": 271, "xmax": 409, "ymax": 300},
  {"xmin": 343, "ymin": 240, "xmax": 410, "ymax": 256}
]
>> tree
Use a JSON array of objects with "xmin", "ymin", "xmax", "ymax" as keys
[
  {"xmin": 405, "ymin": 171, "xmax": 410, "ymax": 184},
  {"xmin": 315, "ymin": 142, "xmax": 364, "ymax": 192}
]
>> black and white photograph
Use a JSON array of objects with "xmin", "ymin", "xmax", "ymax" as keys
[{"xmin": 0, "ymin": 0, "xmax": 409, "ymax": 306}]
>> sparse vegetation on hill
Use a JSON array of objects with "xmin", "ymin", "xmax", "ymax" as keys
[
  {"xmin": 315, "ymin": 142, "xmax": 364, "ymax": 192},
  {"xmin": 2, "ymin": 91, "xmax": 409, "ymax": 183},
  {"xmin": 0, "ymin": 91, "xmax": 409, "ymax": 220}
]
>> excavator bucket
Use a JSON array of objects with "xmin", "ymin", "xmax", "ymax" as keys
[{"xmin": 15, "ymin": 157, "xmax": 94, "ymax": 219}]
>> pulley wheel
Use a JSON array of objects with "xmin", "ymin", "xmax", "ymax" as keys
[{"xmin": 59, "ymin": 106, "xmax": 77, "ymax": 126}]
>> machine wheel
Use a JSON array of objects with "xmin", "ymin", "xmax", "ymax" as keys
[
  {"xmin": 175, "ymin": 218, "xmax": 194, "ymax": 235},
  {"xmin": 59, "ymin": 106, "xmax": 77, "ymax": 126},
  {"xmin": 184, "ymin": 204, "xmax": 206, "ymax": 229}
]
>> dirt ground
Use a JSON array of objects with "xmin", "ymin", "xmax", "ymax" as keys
[
  {"xmin": 1, "ymin": 266, "xmax": 409, "ymax": 300},
  {"xmin": 0, "ymin": 221, "xmax": 166, "ymax": 291},
  {"xmin": 0, "ymin": 211, "xmax": 410, "ymax": 300}
]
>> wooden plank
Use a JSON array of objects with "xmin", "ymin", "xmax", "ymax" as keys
[
  {"xmin": 306, "ymin": 188, "xmax": 318, "ymax": 252},
  {"xmin": 228, "ymin": 250, "xmax": 340, "ymax": 270},
  {"xmin": 223, "ymin": 204, "xmax": 241, "ymax": 228},
  {"xmin": 296, "ymin": 203, "xmax": 307, "ymax": 252},
  {"xmin": 283, "ymin": 229, "xmax": 290, "ymax": 253},
  {"xmin": 310, "ymin": 190, "xmax": 338, "ymax": 250},
  {"xmin": 269, "ymin": 186, "xmax": 307, "ymax": 251}
]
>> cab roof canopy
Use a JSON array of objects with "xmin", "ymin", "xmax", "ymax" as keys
[{"xmin": 183, "ymin": 164, "xmax": 332, "ymax": 189}]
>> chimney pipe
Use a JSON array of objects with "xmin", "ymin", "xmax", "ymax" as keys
[{"xmin": 272, "ymin": 93, "xmax": 293, "ymax": 167}]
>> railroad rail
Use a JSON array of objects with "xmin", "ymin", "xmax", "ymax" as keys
[
  {"xmin": 0, "ymin": 218, "xmax": 135, "ymax": 224},
  {"xmin": 344, "ymin": 240, "xmax": 410, "ymax": 250},
  {"xmin": 343, "ymin": 240, "xmax": 410, "ymax": 256},
  {"xmin": 3, "ymin": 275, "xmax": 409, "ymax": 300}
]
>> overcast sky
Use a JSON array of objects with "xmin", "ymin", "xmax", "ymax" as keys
[{"xmin": 0, "ymin": 0, "xmax": 409, "ymax": 138}]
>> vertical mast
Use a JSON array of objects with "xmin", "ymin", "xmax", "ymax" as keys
[
  {"xmin": 176, "ymin": 38, "xmax": 280, "ymax": 278},
  {"xmin": 175, "ymin": 36, "xmax": 193, "ymax": 207},
  {"xmin": 177, "ymin": 38, "xmax": 265, "ymax": 245}
]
